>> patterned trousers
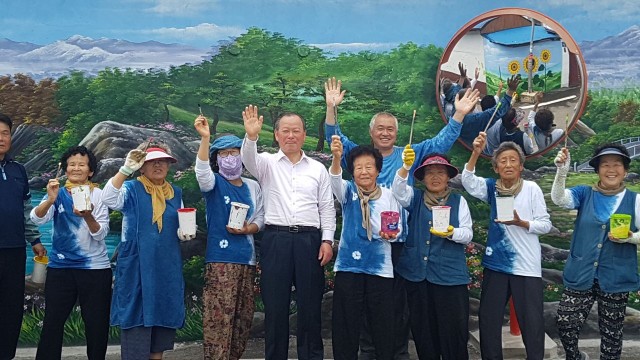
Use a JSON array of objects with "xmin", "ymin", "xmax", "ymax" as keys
[
  {"xmin": 203, "ymin": 262, "xmax": 256, "ymax": 360},
  {"xmin": 556, "ymin": 281, "xmax": 628, "ymax": 360}
]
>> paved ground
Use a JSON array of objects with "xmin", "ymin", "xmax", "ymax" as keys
[{"xmin": 14, "ymin": 338, "xmax": 640, "ymax": 359}]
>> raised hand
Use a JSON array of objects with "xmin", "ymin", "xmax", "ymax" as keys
[
  {"xmin": 472, "ymin": 132, "xmax": 487, "ymax": 153},
  {"xmin": 45, "ymin": 179, "xmax": 60, "ymax": 204},
  {"xmin": 535, "ymin": 92, "xmax": 544, "ymax": 104},
  {"xmin": 325, "ymin": 77, "xmax": 346, "ymax": 107},
  {"xmin": 402, "ymin": 145, "xmax": 415, "ymax": 169},
  {"xmin": 330, "ymin": 135, "xmax": 343, "ymax": 159},
  {"xmin": 458, "ymin": 62, "xmax": 467, "ymax": 78},
  {"xmin": 122, "ymin": 148, "xmax": 147, "ymax": 175},
  {"xmin": 194, "ymin": 115, "xmax": 210, "ymax": 138},
  {"xmin": 454, "ymin": 88, "xmax": 480, "ymax": 117},
  {"xmin": 242, "ymin": 105, "xmax": 263, "ymax": 141},
  {"xmin": 506, "ymin": 75, "xmax": 521, "ymax": 96},
  {"xmin": 554, "ymin": 147, "xmax": 570, "ymax": 169},
  {"xmin": 475, "ymin": 67, "xmax": 480, "ymax": 80}
]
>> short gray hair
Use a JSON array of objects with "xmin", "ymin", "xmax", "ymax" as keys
[
  {"xmin": 491, "ymin": 141, "xmax": 525, "ymax": 168},
  {"xmin": 275, "ymin": 112, "xmax": 306, "ymax": 131},
  {"xmin": 369, "ymin": 112, "xmax": 398, "ymax": 130}
]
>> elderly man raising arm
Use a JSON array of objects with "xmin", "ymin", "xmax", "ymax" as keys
[{"xmin": 241, "ymin": 105, "xmax": 336, "ymax": 360}]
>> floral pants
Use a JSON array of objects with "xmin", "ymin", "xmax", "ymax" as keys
[
  {"xmin": 203, "ymin": 262, "xmax": 255, "ymax": 360},
  {"xmin": 557, "ymin": 281, "xmax": 628, "ymax": 360}
]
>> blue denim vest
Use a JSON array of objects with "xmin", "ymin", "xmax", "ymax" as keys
[
  {"xmin": 396, "ymin": 191, "xmax": 469, "ymax": 285},
  {"xmin": 564, "ymin": 188, "xmax": 639, "ymax": 293}
]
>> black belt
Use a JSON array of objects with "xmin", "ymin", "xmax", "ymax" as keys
[{"xmin": 265, "ymin": 224, "xmax": 319, "ymax": 233}]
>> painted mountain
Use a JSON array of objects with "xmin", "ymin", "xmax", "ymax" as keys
[
  {"xmin": 0, "ymin": 35, "xmax": 207, "ymax": 79},
  {"xmin": 581, "ymin": 25, "xmax": 640, "ymax": 89}
]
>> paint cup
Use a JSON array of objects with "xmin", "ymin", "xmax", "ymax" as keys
[
  {"xmin": 70, "ymin": 185, "xmax": 91, "ymax": 211},
  {"xmin": 228, "ymin": 202, "xmax": 250, "ymax": 230},
  {"xmin": 495, "ymin": 195, "xmax": 515, "ymax": 221},
  {"xmin": 432, "ymin": 206, "xmax": 451, "ymax": 232},
  {"xmin": 380, "ymin": 211, "xmax": 400, "ymax": 235},
  {"xmin": 610, "ymin": 214, "xmax": 632, "ymax": 239},
  {"xmin": 32, "ymin": 256, "xmax": 48, "ymax": 284},
  {"xmin": 177, "ymin": 208, "xmax": 197, "ymax": 237}
]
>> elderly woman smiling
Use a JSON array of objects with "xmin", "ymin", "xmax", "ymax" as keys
[
  {"xmin": 461, "ymin": 132, "xmax": 552, "ymax": 360},
  {"xmin": 391, "ymin": 150, "xmax": 473, "ymax": 360},
  {"xmin": 552, "ymin": 144, "xmax": 640, "ymax": 360},
  {"xmin": 101, "ymin": 143, "xmax": 187, "ymax": 360},
  {"xmin": 328, "ymin": 135, "xmax": 402, "ymax": 360}
]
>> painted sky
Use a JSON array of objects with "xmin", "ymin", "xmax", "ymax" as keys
[{"xmin": 1, "ymin": 0, "xmax": 637, "ymax": 50}]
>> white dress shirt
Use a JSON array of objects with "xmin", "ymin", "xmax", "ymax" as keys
[{"xmin": 241, "ymin": 136, "xmax": 336, "ymax": 240}]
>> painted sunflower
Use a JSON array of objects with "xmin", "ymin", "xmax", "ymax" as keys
[
  {"xmin": 523, "ymin": 55, "xmax": 539, "ymax": 73},
  {"xmin": 508, "ymin": 60, "xmax": 520, "ymax": 75},
  {"xmin": 540, "ymin": 49, "xmax": 551, "ymax": 63}
]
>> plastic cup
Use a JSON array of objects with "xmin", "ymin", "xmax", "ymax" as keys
[
  {"xmin": 177, "ymin": 208, "xmax": 197, "ymax": 237},
  {"xmin": 71, "ymin": 185, "xmax": 91, "ymax": 211},
  {"xmin": 610, "ymin": 214, "xmax": 632, "ymax": 239},
  {"xmin": 32, "ymin": 256, "xmax": 48, "ymax": 284},
  {"xmin": 380, "ymin": 211, "xmax": 400, "ymax": 235},
  {"xmin": 432, "ymin": 206, "xmax": 451, "ymax": 232},
  {"xmin": 228, "ymin": 202, "xmax": 250, "ymax": 230},
  {"xmin": 495, "ymin": 195, "xmax": 515, "ymax": 221}
]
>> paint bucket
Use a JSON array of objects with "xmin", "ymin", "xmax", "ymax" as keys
[
  {"xmin": 32, "ymin": 256, "xmax": 48, "ymax": 284},
  {"xmin": 610, "ymin": 214, "xmax": 632, "ymax": 239},
  {"xmin": 495, "ymin": 195, "xmax": 515, "ymax": 221},
  {"xmin": 380, "ymin": 211, "xmax": 400, "ymax": 235},
  {"xmin": 432, "ymin": 206, "xmax": 451, "ymax": 232},
  {"xmin": 228, "ymin": 202, "xmax": 250, "ymax": 230},
  {"xmin": 177, "ymin": 208, "xmax": 197, "ymax": 237},
  {"xmin": 71, "ymin": 185, "xmax": 91, "ymax": 211}
]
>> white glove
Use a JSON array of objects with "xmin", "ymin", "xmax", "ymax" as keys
[
  {"xmin": 554, "ymin": 149, "xmax": 570, "ymax": 173},
  {"xmin": 177, "ymin": 227, "xmax": 197, "ymax": 242},
  {"xmin": 120, "ymin": 149, "xmax": 147, "ymax": 176}
]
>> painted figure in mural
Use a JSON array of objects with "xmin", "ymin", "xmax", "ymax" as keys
[
  {"xmin": 391, "ymin": 152, "xmax": 473, "ymax": 360},
  {"xmin": 324, "ymin": 77, "xmax": 476, "ymax": 359},
  {"xmin": 329, "ymin": 139, "xmax": 401, "ymax": 360},
  {"xmin": 457, "ymin": 75, "xmax": 520, "ymax": 146},
  {"xmin": 193, "ymin": 115, "xmax": 265, "ymax": 359},
  {"xmin": 527, "ymin": 92, "xmax": 564, "ymax": 151},
  {"xmin": 0, "ymin": 113, "xmax": 46, "ymax": 360},
  {"xmin": 441, "ymin": 62, "xmax": 481, "ymax": 119},
  {"xmin": 461, "ymin": 133, "xmax": 552, "ymax": 360},
  {"xmin": 241, "ymin": 105, "xmax": 336, "ymax": 360},
  {"xmin": 552, "ymin": 145, "xmax": 639, "ymax": 360},
  {"xmin": 101, "ymin": 144, "xmax": 187, "ymax": 360},
  {"xmin": 484, "ymin": 108, "xmax": 534, "ymax": 156},
  {"xmin": 31, "ymin": 146, "xmax": 112, "ymax": 360}
]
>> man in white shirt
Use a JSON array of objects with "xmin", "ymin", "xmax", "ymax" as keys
[{"xmin": 241, "ymin": 105, "xmax": 336, "ymax": 360}]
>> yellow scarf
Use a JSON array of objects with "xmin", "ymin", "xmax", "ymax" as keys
[
  {"xmin": 137, "ymin": 175, "xmax": 174, "ymax": 232},
  {"xmin": 64, "ymin": 181, "xmax": 100, "ymax": 191}
]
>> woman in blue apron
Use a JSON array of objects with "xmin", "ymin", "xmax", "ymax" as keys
[{"xmin": 101, "ymin": 144, "xmax": 187, "ymax": 360}]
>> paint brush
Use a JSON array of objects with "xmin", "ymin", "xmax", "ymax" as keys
[
  {"xmin": 483, "ymin": 101, "xmax": 502, "ymax": 133},
  {"xmin": 198, "ymin": 103, "xmax": 203, "ymax": 116},
  {"xmin": 143, "ymin": 137, "xmax": 154, "ymax": 152},
  {"xmin": 408, "ymin": 110, "xmax": 417, "ymax": 145},
  {"xmin": 564, "ymin": 114, "xmax": 569, "ymax": 148},
  {"xmin": 55, "ymin": 162, "xmax": 62, "ymax": 179},
  {"xmin": 333, "ymin": 100, "xmax": 338, "ymax": 136}
]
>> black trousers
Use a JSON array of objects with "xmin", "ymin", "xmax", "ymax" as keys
[
  {"xmin": 36, "ymin": 267, "xmax": 113, "ymax": 360},
  {"xmin": 260, "ymin": 228, "xmax": 325, "ymax": 360},
  {"xmin": 332, "ymin": 272, "xmax": 394, "ymax": 360},
  {"xmin": 478, "ymin": 269, "xmax": 544, "ymax": 360},
  {"xmin": 359, "ymin": 242, "xmax": 409, "ymax": 360},
  {"xmin": 0, "ymin": 247, "xmax": 26, "ymax": 360},
  {"xmin": 405, "ymin": 278, "xmax": 469, "ymax": 360}
]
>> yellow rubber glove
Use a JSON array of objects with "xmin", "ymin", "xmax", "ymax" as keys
[
  {"xmin": 430, "ymin": 225, "xmax": 454, "ymax": 238},
  {"xmin": 402, "ymin": 144, "xmax": 415, "ymax": 170}
]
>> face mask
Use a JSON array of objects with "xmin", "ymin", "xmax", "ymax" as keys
[{"xmin": 218, "ymin": 154, "xmax": 243, "ymax": 180}]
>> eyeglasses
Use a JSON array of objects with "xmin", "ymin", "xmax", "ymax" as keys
[{"xmin": 218, "ymin": 149, "xmax": 240, "ymax": 158}]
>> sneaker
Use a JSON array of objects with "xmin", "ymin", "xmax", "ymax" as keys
[{"xmin": 580, "ymin": 350, "xmax": 590, "ymax": 360}]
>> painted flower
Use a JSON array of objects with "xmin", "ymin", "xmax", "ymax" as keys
[
  {"xmin": 522, "ymin": 55, "xmax": 539, "ymax": 73},
  {"xmin": 540, "ymin": 49, "xmax": 551, "ymax": 63},
  {"xmin": 485, "ymin": 246, "xmax": 493, "ymax": 256},
  {"xmin": 508, "ymin": 60, "xmax": 520, "ymax": 75},
  {"xmin": 219, "ymin": 239, "xmax": 229, "ymax": 248},
  {"xmin": 352, "ymin": 251, "xmax": 362, "ymax": 260},
  {"xmin": 224, "ymin": 196, "xmax": 231, "ymax": 204}
]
